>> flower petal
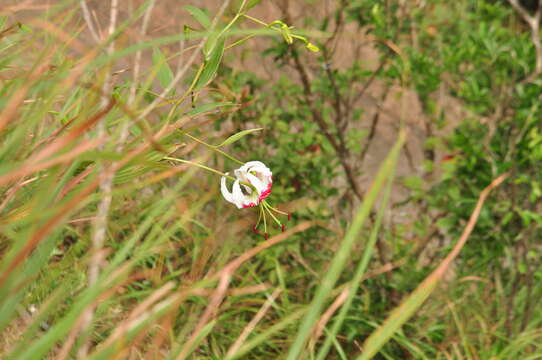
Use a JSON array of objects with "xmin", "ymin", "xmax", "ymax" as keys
[
  {"xmin": 231, "ymin": 180, "xmax": 246, "ymax": 209},
  {"xmin": 243, "ymin": 161, "xmax": 266, "ymax": 170},
  {"xmin": 220, "ymin": 175, "xmax": 234, "ymax": 204},
  {"xmin": 245, "ymin": 173, "xmax": 266, "ymax": 194}
]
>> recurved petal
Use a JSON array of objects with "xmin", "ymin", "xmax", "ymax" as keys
[
  {"xmin": 231, "ymin": 180, "xmax": 246, "ymax": 209},
  {"xmin": 220, "ymin": 175, "xmax": 234, "ymax": 204},
  {"xmin": 245, "ymin": 173, "xmax": 266, "ymax": 194},
  {"xmin": 243, "ymin": 161, "xmax": 267, "ymax": 170}
]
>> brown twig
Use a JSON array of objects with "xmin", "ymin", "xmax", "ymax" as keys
[
  {"xmin": 78, "ymin": 0, "xmax": 119, "ymax": 355},
  {"xmin": 290, "ymin": 52, "xmax": 363, "ymax": 200},
  {"xmin": 225, "ymin": 288, "xmax": 282, "ymax": 359},
  {"xmin": 309, "ymin": 287, "xmax": 349, "ymax": 349},
  {"xmin": 79, "ymin": 0, "xmax": 101, "ymax": 43},
  {"xmin": 507, "ymin": 0, "xmax": 542, "ymax": 82},
  {"xmin": 358, "ymin": 172, "xmax": 509, "ymax": 358}
]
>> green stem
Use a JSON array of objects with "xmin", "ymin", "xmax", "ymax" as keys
[
  {"xmin": 225, "ymin": 34, "xmax": 256, "ymax": 50},
  {"xmin": 181, "ymin": 131, "xmax": 244, "ymax": 165},
  {"xmin": 167, "ymin": 0, "xmax": 247, "ymax": 113},
  {"xmin": 168, "ymin": 62, "xmax": 205, "ymax": 116},
  {"xmin": 242, "ymin": 14, "xmax": 269, "ymax": 27},
  {"xmin": 163, "ymin": 156, "xmax": 255, "ymax": 192},
  {"xmin": 215, "ymin": 0, "xmax": 248, "ymax": 40}
]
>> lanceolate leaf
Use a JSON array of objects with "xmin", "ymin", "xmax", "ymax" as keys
[
  {"xmin": 245, "ymin": 0, "xmax": 262, "ymax": 11},
  {"xmin": 183, "ymin": 5, "xmax": 211, "ymax": 29},
  {"xmin": 152, "ymin": 47, "xmax": 174, "ymax": 90},
  {"xmin": 185, "ymin": 101, "xmax": 235, "ymax": 117},
  {"xmin": 195, "ymin": 37, "xmax": 225, "ymax": 90},
  {"xmin": 217, "ymin": 128, "xmax": 264, "ymax": 147}
]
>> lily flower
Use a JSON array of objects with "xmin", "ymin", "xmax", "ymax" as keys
[{"xmin": 221, "ymin": 161, "xmax": 290, "ymax": 238}]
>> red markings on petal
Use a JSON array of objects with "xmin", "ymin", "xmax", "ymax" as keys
[
  {"xmin": 258, "ymin": 182, "xmax": 273, "ymax": 201},
  {"xmin": 242, "ymin": 202, "xmax": 257, "ymax": 208}
]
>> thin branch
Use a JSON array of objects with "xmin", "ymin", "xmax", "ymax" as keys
[
  {"xmin": 507, "ymin": 0, "xmax": 542, "ymax": 81},
  {"xmin": 128, "ymin": 0, "xmax": 156, "ymax": 105},
  {"xmin": 120, "ymin": 0, "xmax": 156, "ymax": 147},
  {"xmin": 291, "ymin": 51, "xmax": 363, "ymax": 200},
  {"xmin": 79, "ymin": 0, "xmax": 100, "ymax": 43},
  {"xmin": 77, "ymin": 0, "xmax": 119, "ymax": 357},
  {"xmin": 136, "ymin": 0, "xmax": 231, "ymax": 123},
  {"xmin": 225, "ymin": 289, "xmax": 282, "ymax": 359}
]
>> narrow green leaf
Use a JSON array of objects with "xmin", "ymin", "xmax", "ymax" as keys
[
  {"xmin": 152, "ymin": 47, "xmax": 174, "ymax": 90},
  {"xmin": 194, "ymin": 37, "xmax": 225, "ymax": 90},
  {"xmin": 183, "ymin": 5, "xmax": 211, "ymax": 29},
  {"xmin": 185, "ymin": 101, "xmax": 234, "ymax": 117},
  {"xmin": 316, "ymin": 157, "xmax": 397, "ymax": 360},
  {"xmin": 217, "ymin": 128, "xmax": 264, "ymax": 147},
  {"xmin": 245, "ymin": 0, "xmax": 263, "ymax": 11},
  {"xmin": 286, "ymin": 131, "xmax": 406, "ymax": 360},
  {"xmin": 356, "ymin": 172, "xmax": 508, "ymax": 360}
]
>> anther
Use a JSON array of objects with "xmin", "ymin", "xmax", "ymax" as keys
[
  {"xmin": 252, "ymin": 225, "xmax": 259, "ymax": 235},
  {"xmin": 281, "ymin": 224, "xmax": 285, "ymax": 232},
  {"xmin": 288, "ymin": 212, "xmax": 291, "ymax": 221},
  {"xmin": 264, "ymin": 233, "xmax": 269, "ymax": 240}
]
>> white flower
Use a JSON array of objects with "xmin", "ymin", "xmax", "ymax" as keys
[{"xmin": 221, "ymin": 161, "xmax": 273, "ymax": 209}]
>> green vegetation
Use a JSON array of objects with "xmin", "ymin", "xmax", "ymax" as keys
[{"xmin": 1, "ymin": 0, "xmax": 541, "ymax": 358}]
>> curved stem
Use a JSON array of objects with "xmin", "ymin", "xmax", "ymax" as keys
[
  {"xmin": 163, "ymin": 156, "xmax": 255, "ymax": 192},
  {"xmin": 181, "ymin": 131, "xmax": 244, "ymax": 165},
  {"xmin": 242, "ymin": 14, "xmax": 269, "ymax": 27}
]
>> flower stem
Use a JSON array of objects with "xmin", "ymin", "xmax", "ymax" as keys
[
  {"xmin": 181, "ymin": 131, "xmax": 244, "ymax": 165},
  {"xmin": 164, "ymin": 156, "xmax": 232, "ymax": 179},
  {"xmin": 242, "ymin": 14, "xmax": 269, "ymax": 27},
  {"xmin": 163, "ymin": 156, "xmax": 255, "ymax": 191}
]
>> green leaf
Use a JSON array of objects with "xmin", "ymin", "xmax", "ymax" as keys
[
  {"xmin": 286, "ymin": 131, "xmax": 407, "ymax": 360},
  {"xmin": 183, "ymin": 5, "xmax": 211, "ymax": 29},
  {"xmin": 152, "ymin": 47, "xmax": 174, "ymax": 90},
  {"xmin": 185, "ymin": 101, "xmax": 234, "ymax": 117},
  {"xmin": 217, "ymin": 128, "xmax": 264, "ymax": 147},
  {"xmin": 195, "ymin": 37, "xmax": 225, "ymax": 90},
  {"xmin": 245, "ymin": 0, "xmax": 263, "ymax": 11}
]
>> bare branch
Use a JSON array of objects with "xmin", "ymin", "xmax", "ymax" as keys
[
  {"xmin": 136, "ymin": 0, "xmax": 231, "ymax": 122},
  {"xmin": 225, "ymin": 289, "xmax": 282, "ymax": 359},
  {"xmin": 77, "ymin": 0, "xmax": 119, "ymax": 357},
  {"xmin": 121, "ymin": 0, "xmax": 156, "ymax": 146},
  {"xmin": 79, "ymin": 0, "xmax": 100, "ymax": 43},
  {"xmin": 508, "ymin": 0, "xmax": 542, "ymax": 81}
]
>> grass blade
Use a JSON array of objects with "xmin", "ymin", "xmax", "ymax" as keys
[
  {"xmin": 285, "ymin": 131, "xmax": 406, "ymax": 360},
  {"xmin": 356, "ymin": 172, "xmax": 509, "ymax": 360}
]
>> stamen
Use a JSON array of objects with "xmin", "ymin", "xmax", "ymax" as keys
[
  {"xmin": 264, "ymin": 201, "xmax": 289, "ymax": 216},
  {"xmin": 255, "ymin": 204, "xmax": 263, "ymax": 228},
  {"xmin": 263, "ymin": 204, "xmax": 267, "ymax": 235},
  {"xmin": 262, "ymin": 201, "xmax": 282, "ymax": 226}
]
